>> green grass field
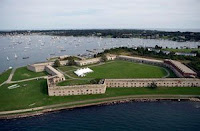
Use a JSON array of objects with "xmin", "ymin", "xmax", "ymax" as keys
[
  {"xmin": 57, "ymin": 79, "xmax": 92, "ymax": 86},
  {"xmin": 0, "ymin": 79, "xmax": 200, "ymax": 111},
  {"xmin": 12, "ymin": 67, "xmax": 48, "ymax": 81},
  {"xmin": 57, "ymin": 66, "xmax": 77, "ymax": 72},
  {"xmin": 84, "ymin": 60, "xmax": 170, "ymax": 79},
  {"xmin": 163, "ymin": 48, "xmax": 200, "ymax": 53},
  {"xmin": 0, "ymin": 69, "xmax": 12, "ymax": 84}
]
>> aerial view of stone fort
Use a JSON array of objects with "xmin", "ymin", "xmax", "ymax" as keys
[{"xmin": 0, "ymin": 0, "xmax": 200, "ymax": 130}]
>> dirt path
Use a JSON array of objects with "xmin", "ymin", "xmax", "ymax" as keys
[
  {"xmin": 0, "ymin": 95, "xmax": 199, "ymax": 116},
  {"xmin": 0, "ymin": 68, "xmax": 16, "ymax": 87},
  {"xmin": 7, "ymin": 76, "xmax": 48, "ymax": 84},
  {"xmin": 162, "ymin": 67, "xmax": 170, "ymax": 78},
  {"xmin": 0, "ymin": 81, "xmax": 7, "ymax": 87},
  {"xmin": 6, "ymin": 68, "xmax": 16, "ymax": 83},
  {"xmin": 57, "ymin": 68, "xmax": 75, "ymax": 79}
]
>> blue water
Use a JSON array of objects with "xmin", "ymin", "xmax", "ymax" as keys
[
  {"xmin": 1, "ymin": 35, "xmax": 200, "ymax": 130},
  {"xmin": 0, "ymin": 35, "xmax": 200, "ymax": 73},
  {"xmin": 0, "ymin": 101, "xmax": 200, "ymax": 131}
]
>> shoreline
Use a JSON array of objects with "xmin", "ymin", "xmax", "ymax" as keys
[{"xmin": 1, "ymin": 96, "xmax": 200, "ymax": 120}]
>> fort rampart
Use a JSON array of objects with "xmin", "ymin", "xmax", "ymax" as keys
[{"xmin": 104, "ymin": 78, "xmax": 200, "ymax": 88}]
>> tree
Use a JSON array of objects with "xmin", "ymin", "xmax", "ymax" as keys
[
  {"xmin": 90, "ymin": 78, "xmax": 101, "ymax": 84},
  {"xmin": 101, "ymin": 54, "xmax": 108, "ymax": 62},
  {"xmin": 68, "ymin": 59, "xmax": 76, "ymax": 66},
  {"xmin": 155, "ymin": 45, "xmax": 162, "ymax": 49},
  {"xmin": 149, "ymin": 82, "xmax": 157, "ymax": 89},
  {"xmin": 54, "ymin": 59, "xmax": 61, "ymax": 67},
  {"xmin": 67, "ymin": 56, "xmax": 76, "ymax": 66}
]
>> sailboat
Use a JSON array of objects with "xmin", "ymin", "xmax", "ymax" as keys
[
  {"xmin": 7, "ymin": 57, "xmax": 9, "ymax": 61},
  {"xmin": 15, "ymin": 54, "xmax": 18, "ymax": 59}
]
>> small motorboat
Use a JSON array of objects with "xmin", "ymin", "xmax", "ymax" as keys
[
  {"xmin": 60, "ymin": 49, "xmax": 66, "ymax": 52},
  {"xmin": 23, "ymin": 57, "xmax": 29, "ymax": 59}
]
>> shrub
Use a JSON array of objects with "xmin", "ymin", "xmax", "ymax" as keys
[{"xmin": 54, "ymin": 60, "xmax": 61, "ymax": 67}]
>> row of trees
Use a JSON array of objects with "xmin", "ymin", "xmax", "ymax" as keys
[
  {"xmin": 1, "ymin": 29, "xmax": 200, "ymax": 42},
  {"xmin": 54, "ymin": 56, "xmax": 76, "ymax": 67}
]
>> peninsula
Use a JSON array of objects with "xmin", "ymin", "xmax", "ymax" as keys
[{"xmin": 0, "ymin": 47, "xmax": 200, "ymax": 119}]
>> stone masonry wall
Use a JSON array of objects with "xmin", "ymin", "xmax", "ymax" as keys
[{"xmin": 105, "ymin": 78, "xmax": 200, "ymax": 88}]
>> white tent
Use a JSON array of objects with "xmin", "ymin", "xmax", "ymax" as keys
[{"xmin": 74, "ymin": 67, "xmax": 93, "ymax": 77}]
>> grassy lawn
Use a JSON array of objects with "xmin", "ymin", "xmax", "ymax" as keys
[
  {"xmin": 0, "ymin": 79, "xmax": 200, "ymax": 111},
  {"xmin": 57, "ymin": 79, "xmax": 92, "ymax": 86},
  {"xmin": 166, "ymin": 68, "xmax": 177, "ymax": 78},
  {"xmin": 0, "ymin": 69, "xmax": 12, "ymax": 84},
  {"xmin": 84, "ymin": 60, "xmax": 168, "ymax": 79},
  {"xmin": 57, "ymin": 66, "xmax": 77, "ymax": 72},
  {"xmin": 12, "ymin": 67, "xmax": 48, "ymax": 81},
  {"xmin": 163, "ymin": 48, "xmax": 200, "ymax": 53}
]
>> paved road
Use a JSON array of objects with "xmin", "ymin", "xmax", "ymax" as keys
[{"xmin": 0, "ymin": 95, "xmax": 199, "ymax": 115}]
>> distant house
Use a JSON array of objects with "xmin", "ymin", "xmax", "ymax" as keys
[
  {"xmin": 175, "ymin": 52, "xmax": 197, "ymax": 57},
  {"xmin": 152, "ymin": 49, "xmax": 160, "ymax": 53},
  {"xmin": 162, "ymin": 50, "xmax": 170, "ymax": 55},
  {"xmin": 147, "ymin": 47, "xmax": 153, "ymax": 51},
  {"xmin": 122, "ymin": 34, "xmax": 132, "ymax": 38},
  {"xmin": 147, "ymin": 48, "xmax": 161, "ymax": 53}
]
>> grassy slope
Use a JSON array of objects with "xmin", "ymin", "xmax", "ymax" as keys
[
  {"xmin": 57, "ymin": 79, "xmax": 92, "ymax": 86},
  {"xmin": 0, "ymin": 79, "xmax": 200, "ymax": 111},
  {"xmin": 85, "ymin": 60, "xmax": 168, "ymax": 79},
  {"xmin": 163, "ymin": 48, "xmax": 200, "ymax": 53},
  {"xmin": 0, "ymin": 69, "xmax": 12, "ymax": 84},
  {"xmin": 12, "ymin": 67, "xmax": 48, "ymax": 81},
  {"xmin": 57, "ymin": 66, "xmax": 77, "ymax": 72},
  {"xmin": 166, "ymin": 68, "xmax": 177, "ymax": 78}
]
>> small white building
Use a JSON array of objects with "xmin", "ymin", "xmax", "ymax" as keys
[{"xmin": 175, "ymin": 52, "xmax": 197, "ymax": 57}]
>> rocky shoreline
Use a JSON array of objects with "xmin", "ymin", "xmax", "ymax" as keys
[{"xmin": 0, "ymin": 97, "xmax": 200, "ymax": 120}]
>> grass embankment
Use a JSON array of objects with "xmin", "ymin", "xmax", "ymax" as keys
[
  {"xmin": 12, "ymin": 67, "xmax": 48, "ymax": 81},
  {"xmin": 57, "ymin": 79, "xmax": 92, "ymax": 86},
  {"xmin": 57, "ymin": 66, "xmax": 77, "ymax": 72},
  {"xmin": 163, "ymin": 48, "xmax": 200, "ymax": 53},
  {"xmin": 0, "ymin": 79, "xmax": 200, "ymax": 111},
  {"xmin": 0, "ymin": 69, "xmax": 12, "ymax": 84}
]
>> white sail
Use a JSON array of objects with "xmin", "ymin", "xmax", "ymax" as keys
[{"xmin": 15, "ymin": 54, "xmax": 18, "ymax": 59}]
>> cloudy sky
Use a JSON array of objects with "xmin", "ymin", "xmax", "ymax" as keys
[{"xmin": 0, "ymin": 0, "xmax": 200, "ymax": 30}]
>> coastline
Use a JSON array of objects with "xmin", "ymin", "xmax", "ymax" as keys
[{"xmin": 1, "ymin": 95, "xmax": 200, "ymax": 120}]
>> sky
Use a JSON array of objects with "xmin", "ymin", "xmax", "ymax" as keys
[{"xmin": 0, "ymin": 0, "xmax": 200, "ymax": 30}]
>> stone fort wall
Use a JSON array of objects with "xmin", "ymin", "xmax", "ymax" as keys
[
  {"xmin": 48, "ymin": 83, "xmax": 106, "ymax": 96},
  {"xmin": 104, "ymin": 78, "xmax": 200, "ymax": 88}
]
